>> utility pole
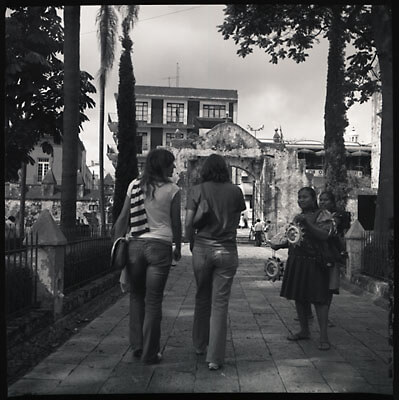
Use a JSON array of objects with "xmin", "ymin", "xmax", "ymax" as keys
[{"xmin": 247, "ymin": 124, "xmax": 264, "ymax": 138}]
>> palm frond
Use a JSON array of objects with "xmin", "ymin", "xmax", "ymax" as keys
[{"xmin": 96, "ymin": 5, "xmax": 119, "ymax": 83}]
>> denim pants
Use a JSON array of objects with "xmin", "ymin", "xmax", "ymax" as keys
[
  {"xmin": 192, "ymin": 244, "xmax": 238, "ymax": 365},
  {"xmin": 126, "ymin": 238, "xmax": 172, "ymax": 363}
]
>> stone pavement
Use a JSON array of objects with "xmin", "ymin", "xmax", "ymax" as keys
[{"xmin": 8, "ymin": 244, "xmax": 394, "ymax": 395}]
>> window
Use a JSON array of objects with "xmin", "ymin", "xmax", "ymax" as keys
[
  {"xmin": 89, "ymin": 204, "xmax": 99, "ymax": 211},
  {"xmin": 166, "ymin": 132, "xmax": 175, "ymax": 147},
  {"xmin": 37, "ymin": 158, "xmax": 50, "ymax": 182},
  {"xmin": 203, "ymin": 104, "xmax": 226, "ymax": 118},
  {"xmin": 167, "ymin": 103, "xmax": 184, "ymax": 123},
  {"xmin": 136, "ymin": 132, "xmax": 148, "ymax": 154},
  {"xmin": 136, "ymin": 102, "xmax": 148, "ymax": 121}
]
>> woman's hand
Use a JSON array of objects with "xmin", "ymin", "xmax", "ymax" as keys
[
  {"xmin": 173, "ymin": 246, "xmax": 181, "ymax": 261},
  {"xmin": 294, "ymin": 214, "xmax": 308, "ymax": 225}
]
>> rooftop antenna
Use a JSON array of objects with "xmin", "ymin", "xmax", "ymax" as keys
[
  {"xmin": 162, "ymin": 62, "xmax": 180, "ymax": 87},
  {"xmin": 247, "ymin": 124, "xmax": 264, "ymax": 138}
]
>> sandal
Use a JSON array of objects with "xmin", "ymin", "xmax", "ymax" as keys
[
  {"xmin": 287, "ymin": 332, "xmax": 310, "ymax": 341},
  {"xmin": 318, "ymin": 341, "xmax": 331, "ymax": 351}
]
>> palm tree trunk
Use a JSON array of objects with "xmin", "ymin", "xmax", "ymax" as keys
[
  {"xmin": 61, "ymin": 6, "xmax": 80, "ymax": 231},
  {"xmin": 99, "ymin": 76, "xmax": 106, "ymax": 234},
  {"xmin": 371, "ymin": 6, "xmax": 393, "ymax": 233}
]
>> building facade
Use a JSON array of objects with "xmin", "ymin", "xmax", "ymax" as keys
[{"xmin": 107, "ymin": 85, "xmax": 238, "ymax": 171}]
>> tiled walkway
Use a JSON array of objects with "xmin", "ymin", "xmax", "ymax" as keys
[{"xmin": 8, "ymin": 244, "xmax": 393, "ymax": 395}]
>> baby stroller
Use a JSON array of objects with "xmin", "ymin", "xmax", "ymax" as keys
[{"xmin": 264, "ymin": 249, "xmax": 285, "ymax": 281}]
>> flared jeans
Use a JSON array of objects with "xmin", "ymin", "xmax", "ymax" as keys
[
  {"xmin": 127, "ymin": 238, "xmax": 172, "ymax": 363},
  {"xmin": 192, "ymin": 244, "xmax": 238, "ymax": 365}
]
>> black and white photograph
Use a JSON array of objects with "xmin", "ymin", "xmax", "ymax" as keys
[{"xmin": 4, "ymin": 4, "xmax": 394, "ymax": 396}]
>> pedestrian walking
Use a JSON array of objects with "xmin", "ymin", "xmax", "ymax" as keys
[
  {"xmin": 185, "ymin": 154, "xmax": 246, "ymax": 370},
  {"xmin": 112, "ymin": 148, "xmax": 182, "ymax": 364},
  {"xmin": 253, "ymin": 218, "xmax": 264, "ymax": 246},
  {"xmin": 271, "ymin": 187, "xmax": 334, "ymax": 351}
]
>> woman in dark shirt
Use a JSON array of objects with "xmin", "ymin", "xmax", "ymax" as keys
[{"xmin": 185, "ymin": 154, "xmax": 246, "ymax": 370}]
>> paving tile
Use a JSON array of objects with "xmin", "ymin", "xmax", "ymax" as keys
[
  {"xmin": 147, "ymin": 369, "xmax": 195, "ymax": 393},
  {"xmin": 236, "ymin": 360, "xmax": 285, "ymax": 392},
  {"xmin": 232, "ymin": 337, "xmax": 270, "ymax": 361},
  {"xmin": 79, "ymin": 353, "xmax": 124, "ymax": 370},
  {"xmin": 54, "ymin": 364, "xmax": 113, "ymax": 392},
  {"xmin": 22, "ymin": 361, "xmax": 76, "ymax": 381},
  {"xmin": 8, "ymin": 378, "xmax": 61, "ymax": 397}
]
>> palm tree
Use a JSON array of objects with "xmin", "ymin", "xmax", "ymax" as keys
[
  {"xmin": 61, "ymin": 6, "xmax": 80, "ymax": 231},
  {"xmin": 96, "ymin": 6, "xmax": 119, "ymax": 233},
  {"xmin": 113, "ymin": 5, "xmax": 140, "ymax": 221}
]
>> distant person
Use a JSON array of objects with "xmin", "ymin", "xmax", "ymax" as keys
[
  {"xmin": 113, "ymin": 148, "xmax": 181, "ymax": 364},
  {"xmin": 264, "ymin": 220, "xmax": 271, "ymax": 243},
  {"xmin": 271, "ymin": 187, "xmax": 334, "ymax": 351},
  {"xmin": 254, "ymin": 218, "xmax": 264, "ymax": 246},
  {"xmin": 185, "ymin": 154, "xmax": 246, "ymax": 371},
  {"xmin": 242, "ymin": 209, "xmax": 249, "ymax": 228},
  {"xmin": 5, "ymin": 216, "xmax": 16, "ymax": 239}
]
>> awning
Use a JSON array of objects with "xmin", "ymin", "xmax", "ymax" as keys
[
  {"xmin": 297, "ymin": 148, "xmax": 314, "ymax": 154},
  {"xmin": 315, "ymin": 150, "xmax": 325, "ymax": 156},
  {"xmin": 349, "ymin": 150, "xmax": 370, "ymax": 157}
]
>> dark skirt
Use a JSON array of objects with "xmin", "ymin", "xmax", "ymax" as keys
[{"xmin": 280, "ymin": 254, "xmax": 329, "ymax": 304}]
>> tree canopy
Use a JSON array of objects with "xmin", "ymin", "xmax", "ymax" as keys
[{"xmin": 5, "ymin": 6, "xmax": 96, "ymax": 182}]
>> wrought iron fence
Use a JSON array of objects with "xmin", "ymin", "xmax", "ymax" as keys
[
  {"xmin": 62, "ymin": 227, "xmax": 113, "ymax": 294},
  {"xmin": 5, "ymin": 231, "xmax": 39, "ymax": 318},
  {"xmin": 360, "ymin": 231, "xmax": 391, "ymax": 281}
]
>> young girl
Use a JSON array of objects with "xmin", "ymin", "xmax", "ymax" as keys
[
  {"xmin": 319, "ymin": 190, "xmax": 350, "ymax": 327},
  {"xmin": 271, "ymin": 187, "xmax": 334, "ymax": 350}
]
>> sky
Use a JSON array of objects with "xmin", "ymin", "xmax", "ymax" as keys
[{"xmin": 78, "ymin": 5, "xmax": 373, "ymax": 175}]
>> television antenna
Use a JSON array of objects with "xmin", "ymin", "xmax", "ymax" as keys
[
  {"xmin": 247, "ymin": 124, "xmax": 264, "ymax": 138},
  {"xmin": 162, "ymin": 62, "xmax": 180, "ymax": 87}
]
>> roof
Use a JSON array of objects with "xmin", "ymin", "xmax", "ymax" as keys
[
  {"xmin": 42, "ymin": 169, "xmax": 57, "ymax": 184},
  {"xmin": 126, "ymin": 85, "xmax": 238, "ymax": 101},
  {"xmin": 104, "ymin": 173, "xmax": 115, "ymax": 185}
]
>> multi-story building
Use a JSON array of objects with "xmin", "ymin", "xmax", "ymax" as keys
[{"xmin": 107, "ymin": 85, "xmax": 238, "ymax": 170}]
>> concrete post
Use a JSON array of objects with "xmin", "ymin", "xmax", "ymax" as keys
[
  {"xmin": 27, "ymin": 209, "xmax": 67, "ymax": 319},
  {"xmin": 344, "ymin": 219, "xmax": 365, "ymax": 279}
]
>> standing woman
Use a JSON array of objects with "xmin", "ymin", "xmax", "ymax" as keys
[
  {"xmin": 271, "ymin": 187, "xmax": 334, "ymax": 350},
  {"xmin": 319, "ymin": 190, "xmax": 351, "ymax": 326},
  {"xmin": 185, "ymin": 154, "xmax": 246, "ymax": 370},
  {"xmin": 113, "ymin": 148, "xmax": 181, "ymax": 364}
]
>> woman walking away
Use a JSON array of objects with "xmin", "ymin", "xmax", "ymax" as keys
[
  {"xmin": 113, "ymin": 148, "xmax": 181, "ymax": 364},
  {"xmin": 271, "ymin": 187, "xmax": 334, "ymax": 351},
  {"xmin": 319, "ymin": 190, "xmax": 351, "ymax": 327},
  {"xmin": 185, "ymin": 154, "xmax": 246, "ymax": 370}
]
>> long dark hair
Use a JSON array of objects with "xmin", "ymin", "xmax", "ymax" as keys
[
  {"xmin": 319, "ymin": 190, "xmax": 337, "ymax": 212},
  {"xmin": 298, "ymin": 186, "xmax": 318, "ymax": 210},
  {"xmin": 140, "ymin": 148, "xmax": 175, "ymax": 198},
  {"xmin": 200, "ymin": 154, "xmax": 231, "ymax": 183}
]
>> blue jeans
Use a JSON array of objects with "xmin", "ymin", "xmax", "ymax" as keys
[
  {"xmin": 192, "ymin": 244, "xmax": 238, "ymax": 365},
  {"xmin": 126, "ymin": 238, "xmax": 172, "ymax": 363}
]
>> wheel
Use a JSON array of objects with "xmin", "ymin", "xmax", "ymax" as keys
[{"xmin": 264, "ymin": 258, "xmax": 281, "ymax": 280}]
